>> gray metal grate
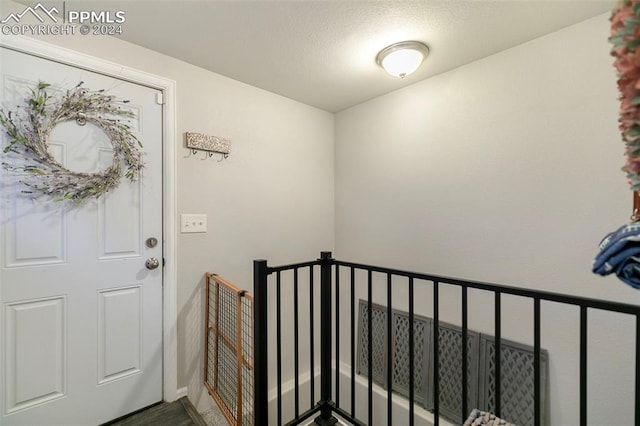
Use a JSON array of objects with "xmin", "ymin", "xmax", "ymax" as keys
[
  {"xmin": 426, "ymin": 322, "xmax": 479, "ymax": 424},
  {"xmin": 357, "ymin": 300, "xmax": 388, "ymax": 386},
  {"xmin": 356, "ymin": 301, "xmax": 431, "ymax": 407},
  {"xmin": 391, "ymin": 310, "xmax": 430, "ymax": 406},
  {"xmin": 478, "ymin": 335, "xmax": 548, "ymax": 426},
  {"xmin": 356, "ymin": 300, "xmax": 548, "ymax": 425}
]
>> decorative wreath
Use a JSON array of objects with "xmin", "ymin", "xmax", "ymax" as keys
[
  {"xmin": 0, "ymin": 81, "xmax": 143, "ymax": 204},
  {"xmin": 611, "ymin": 0, "xmax": 640, "ymax": 190}
]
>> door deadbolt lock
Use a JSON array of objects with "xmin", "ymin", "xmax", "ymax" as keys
[
  {"xmin": 146, "ymin": 237, "xmax": 158, "ymax": 248},
  {"xmin": 145, "ymin": 257, "xmax": 160, "ymax": 270}
]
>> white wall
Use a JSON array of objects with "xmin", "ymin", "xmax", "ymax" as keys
[
  {"xmin": 13, "ymin": 21, "xmax": 335, "ymax": 412},
  {"xmin": 335, "ymin": 14, "xmax": 636, "ymax": 425}
]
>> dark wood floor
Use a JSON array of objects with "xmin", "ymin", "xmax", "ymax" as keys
[{"xmin": 102, "ymin": 397, "xmax": 208, "ymax": 426}]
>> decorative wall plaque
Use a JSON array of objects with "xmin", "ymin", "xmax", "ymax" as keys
[{"xmin": 185, "ymin": 132, "xmax": 231, "ymax": 154}]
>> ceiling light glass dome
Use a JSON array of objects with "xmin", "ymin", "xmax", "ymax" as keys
[{"xmin": 376, "ymin": 41, "xmax": 430, "ymax": 78}]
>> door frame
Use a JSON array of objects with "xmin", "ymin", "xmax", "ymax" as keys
[{"xmin": 0, "ymin": 35, "xmax": 179, "ymax": 403}]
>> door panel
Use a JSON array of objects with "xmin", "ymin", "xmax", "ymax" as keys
[
  {"xmin": 0, "ymin": 47, "xmax": 163, "ymax": 425},
  {"xmin": 97, "ymin": 285, "xmax": 142, "ymax": 383},
  {"xmin": 98, "ymin": 160, "xmax": 142, "ymax": 259},
  {"xmin": 5, "ymin": 296, "xmax": 66, "ymax": 413}
]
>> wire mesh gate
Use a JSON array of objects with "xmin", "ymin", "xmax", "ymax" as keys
[{"xmin": 204, "ymin": 273, "xmax": 254, "ymax": 426}]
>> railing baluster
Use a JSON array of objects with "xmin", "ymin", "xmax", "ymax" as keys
[
  {"xmin": 494, "ymin": 291, "xmax": 501, "ymax": 417},
  {"xmin": 580, "ymin": 306, "xmax": 587, "ymax": 426},
  {"xmin": 367, "ymin": 270, "xmax": 373, "ymax": 426},
  {"xmin": 433, "ymin": 280, "xmax": 439, "ymax": 426},
  {"xmin": 387, "ymin": 273, "xmax": 393, "ymax": 425},
  {"xmin": 350, "ymin": 266, "xmax": 356, "ymax": 418},
  {"xmin": 534, "ymin": 298, "xmax": 541, "ymax": 426},
  {"xmin": 310, "ymin": 266, "xmax": 315, "ymax": 407},
  {"xmin": 294, "ymin": 268, "xmax": 300, "ymax": 418},
  {"xmin": 276, "ymin": 271, "xmax": 282, "ymax": 426},
  {"xmin": 409, "ymin": 278, "xmax": 416, "ymax": 426},
  {"xmin": 335, "ymin": 265, "xmax": 340, "ymax": 409},
  {"xmin": 461, "ymin": 286, "xmax": 468, "ymax": 423}
]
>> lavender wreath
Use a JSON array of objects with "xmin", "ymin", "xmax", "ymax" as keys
[{"xmin": 0, "ymin": 81, "xmax": 143, "ymax": 204}]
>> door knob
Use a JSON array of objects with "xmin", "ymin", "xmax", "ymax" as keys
[{"xmin": 145, "ymin": 257, "xmax": 160, "ymax": 270}]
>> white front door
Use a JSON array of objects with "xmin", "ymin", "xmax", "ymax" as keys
[{"xmin": 0, "ymin": 47, "xmax": 164, "ymax": 425}]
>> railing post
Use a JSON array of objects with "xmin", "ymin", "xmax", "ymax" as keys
[
  {"xmin": 253, "ymin": 259, "xmax": 269, "ymax": 425},
  {"xmin": 315, "ymin": 251, "xmax": 338, "ymax": 426}
]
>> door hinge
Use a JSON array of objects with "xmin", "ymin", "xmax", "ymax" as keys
[{"xmin": 156, "ymin": 92, "xmax": 164, "ymax": 105}]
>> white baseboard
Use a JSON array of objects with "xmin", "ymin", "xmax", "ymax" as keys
[
  {"xmin": 176, "ymin": 386, "xmax": 188, "ymax": 399},
  {"xmin": 269, "ymin": 363, "xmax": 446, "ymax": 426}
]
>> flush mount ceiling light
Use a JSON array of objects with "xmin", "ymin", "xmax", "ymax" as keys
[{"xmin": 376, "ymin": 41, "xmax": 430, "ymax": 78}]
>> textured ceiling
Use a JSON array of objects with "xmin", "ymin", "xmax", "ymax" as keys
[{"xmin": 39, "ymin": 0, "xmax": 615, "ymax": 112}]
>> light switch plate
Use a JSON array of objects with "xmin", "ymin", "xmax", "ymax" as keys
[{"xmin": 181, "ymin": 214, "xmax": 207, "ymax": 233}]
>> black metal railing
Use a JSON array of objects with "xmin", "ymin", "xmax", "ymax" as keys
[{"xmin": 253, "ymin": 252, "xmax": 640, "ymax": 426}]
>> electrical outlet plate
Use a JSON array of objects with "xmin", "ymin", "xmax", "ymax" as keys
[{"xmin": 180, "ymin": 214, "xmax": 207, "ymax": 233}]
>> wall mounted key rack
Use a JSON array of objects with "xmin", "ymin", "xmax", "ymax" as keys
[{"xmin": 185, "ymin": 131, "xmax": 231, "ymax": 161}]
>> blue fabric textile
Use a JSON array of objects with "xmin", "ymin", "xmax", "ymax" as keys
[{"xmin": 593, "ymin": 222, "xmax": 640, "ymax": 289}]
